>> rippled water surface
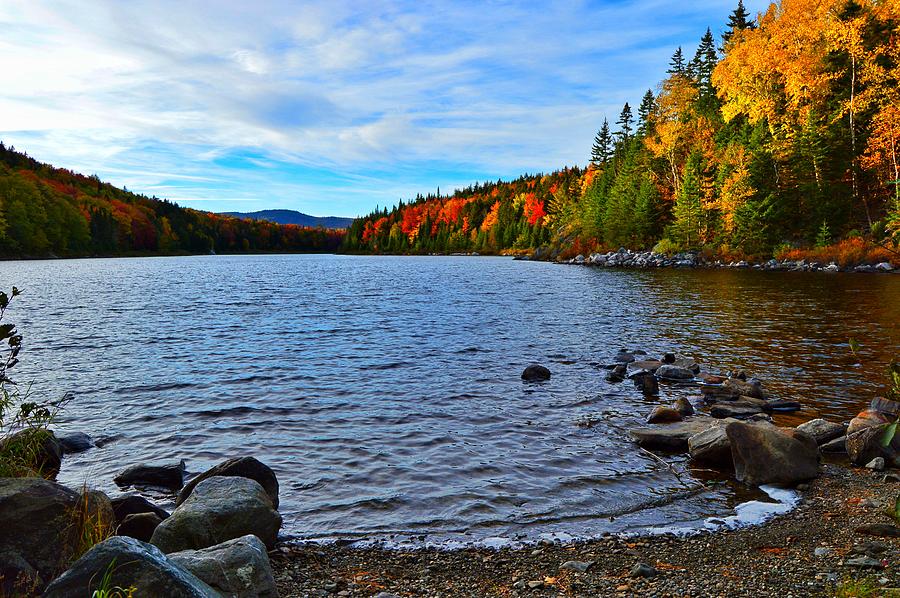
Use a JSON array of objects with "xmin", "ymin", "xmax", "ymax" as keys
[{"xmin": 1, "ymin": 255, "xmax": 899, "ymax": 545}]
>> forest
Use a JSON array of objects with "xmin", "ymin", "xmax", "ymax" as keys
[
  {"xmin": 0, "ymin": 144, "xmax": 343, "ymax": 258},
  {"xmin": 344, "ymin": 0, "xmax": 900, "ymax": 262}
]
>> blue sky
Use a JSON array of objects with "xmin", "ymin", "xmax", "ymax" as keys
[{"xmin": 0, "ymin": 1, "xmax": 768, "ymax": 217}]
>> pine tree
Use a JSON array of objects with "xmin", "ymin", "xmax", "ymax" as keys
[
  {"xmin": 668, "ymin": 47, "xmax": 686, "ymax": 76},
  {"xmin": 722, "ymin": 0, "xmax": 755, "ymax": 47},
  {"xmin": 637, "ymin": 90, "xmax": 656, "ymax": 136},
  {"xmin": 616, "ymin": 103, "xmax": 634, "ymax": 142},
  {"xmin": 672, "ymin": 151, "xmax": 704, "ymax": 249},
  {"xmin": 591, "ymin": 119, "xmax": 613, "ymax": 166},
  {"xmin": 693, "ymin": 28, "xmax": 719, "ymax": 96}
]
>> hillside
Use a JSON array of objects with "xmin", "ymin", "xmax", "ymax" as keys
[
  {"xmin": 345, "ymin": 0, "xmax": 900, "ymax": 262},
  {"xmin": 222, "ymin": 209, "xmax": 353, "ymax": 230},
  {"xmin": 0, "ymin": 145, "xmax": 343, "ymax": 258}
]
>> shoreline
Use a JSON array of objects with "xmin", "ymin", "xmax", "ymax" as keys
[{"xmin": 271, "ymin": 463, "xmax": 900, "ymax": 597}]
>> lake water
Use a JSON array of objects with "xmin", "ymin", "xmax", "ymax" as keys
[{"xmin": 1, "ymin": 255, "xmax": 898, "ymax": 546}]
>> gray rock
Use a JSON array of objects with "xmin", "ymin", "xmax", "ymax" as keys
[
  {"xmin": 118, "ymin": 512, "xmax": 165, "ymax": 542},
  {"xmin": 169, "ymin": 535, "xmax": 276, "ymax": 598},
  {"xmin": 647, "ymin": 406, "xmax": 683, "ymax": 424},
  {"xmin": 559, "ymin": 560, "xmax": 593, "ymax": 573},
  {"xmin": 630, "ymin": 563, "xmax": 657, "ymax": 578},
  {"xmin": 629, "ymin": 360, "xmax": 661, "ymax": 373},
  {"xmin": 688, "ymin": 426, "xmax": 733, "ymax": 467},
  {"xmin": 814, "ymin": 547, "xmax": 833, "ymax": 557},
  {"xmin": 43, "ymin": 537, "xmax": 218, "ymax": 597},
  {"xmin": 820, "ymin": 435, "xmax": 847, "ymax": 453},
  {"xmin": 631, "ymin": 370, "xmax": 659, "ymax": 395},
  {"xmin": 655, "ymin": 365, "xmax": 695, "ymax": 381},
  {"xmin": 630, "ymin": 418, "xmax": 719, "ymax": 452},
  {"xmin": 151, "ymin": 476, "xmax": 282, "ymax": 553},
  {"xmin": 710, "ymin": 403, "xmax": 763, "ymax": 419},
  {"xmin": 115, "ymin": 462, "xmax": 186, "ymax": 492},
  {"xmin": 521, "ymin": 364, "xmax": 551, "ymax": 382},
  {"xmin": 0, "ymin": 477, "xmax": 79, "ymax": 591},
  {"xmin": 614, "ymin": 351, "xmax": 636, "ymax": 364},
  {"xmin": 111, "ymin": 494, "xmax": 170, "ymax": 524},
  {"xmin": 726, "ymin": 422, "xmax": 820, "ymax": 486},
  {"xmin": 177, "ymin": 456, "xmax": 279, "ymax": 509},
  {"xmin": 844, "ymin": 556, "xmax": 884, "ymax": 568},
  {"xmin": 57, "ymin": 432, "xmax": 94, "ymax": 454},
  {"xmin": 722, "ymin": 378, "xmax": 767, "ymax": 400},
  {"xmin": 866, "ymin": 457, "xmax": 886, "ymax": 471},
  {"xmin": 796, "ymin": 419, "xmax": 846, "ymax": 445},
  {"xmin": 763, "ymin": 399, "xmax": 802, "ymax": 412}
]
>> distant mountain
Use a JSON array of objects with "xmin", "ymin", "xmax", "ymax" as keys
[{"xmin": 223, "ymin": 209, "xmax": 353, "ymax": 229}]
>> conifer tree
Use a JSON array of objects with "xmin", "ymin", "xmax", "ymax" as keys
[
  {"xmin": 693, "ymin": 28, "xmax": 719, "ymax": 96},
  {"xmin": 637, "ymin": 90, "xmax": 657, "ymax": 136},
  {"xmin": 672, "ymin": 151, "xmax": 704, "ymax": 248},
  {"xmin": 668, "ymin": 47, "xmax": 686, "ymax": 76},
  {"xmin": 722, "ymin": 0, "xmax": 755, "ymax": 46},
  {"xmin": 616, "ymin": 103, "xmax": 634, "ymax": 142},
  {"xmin": 591, "ymin": 119, "xmax": 613, "ymax": 166}
]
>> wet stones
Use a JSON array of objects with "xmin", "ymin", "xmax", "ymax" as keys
[
  {"xmin": 177, "ymin": 456, "xmax": 279, "ymax": 509},
  {"xmin": 606, "ymin": 364, "xmax": 627, "ymax": 383},
  {"xmin": 630, "ymin": 370, "xmax": 659, "ymax": 395},
  {"xmin": 674, "ymin": 397, "xmax": 694, "ymax": 416},
  {"xmin": 630, "ymin": 418, "xmax": 720, "ymax": 452},
  {"xmin": 655, "ymin": 365, "xmax": 695, "ymax": 381},
  {"xmin": 796, "ymin": 419, "xmax": 846, "ymax": 445},
  {"xmin": 726, "ymin": 422, "xmax": 820, "ymax": 486},
  {"xmin": 521, "ymin": 364, "xmax": 551, "ymax": 382},
  {"xmin": 647, "ymin": 406, "xmax": 683, "ymax": 424},
  {"xmin": 115, "ymin": 461, "xmax": 186, "ymax": 492}
]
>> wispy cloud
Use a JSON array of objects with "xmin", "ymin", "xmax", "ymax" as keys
[{"xmin": 0, "ymin": 0, "xmax": 768, "ymax": 216}]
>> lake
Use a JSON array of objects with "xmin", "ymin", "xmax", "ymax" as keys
[{"xmin": 1, "ymin": 255, "xmax": 898, "ymax": 546}]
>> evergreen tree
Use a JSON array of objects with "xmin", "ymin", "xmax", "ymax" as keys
[
  {"xmin": 616, "ymin": 103, "xmax": 634, "ymax": 142},
  {"xmin": 722, "ymin": 0, "xmax": 755, "ymax": 46},
  {"xmin": 637, "ymin": 90, "xmax": 656, "ymax": 136},
  {"xmin": 672, "ymin": 151, "xmax": 704, "ymax": 249},
  {"xmin": 590, "ymin": 119, "xmax": 613, "ymax": 166},
  {"xmin": 693, "ymin": 28, "xmax": 719, "ymax": 96},
  {"xmin": 668, "ymin": 47, "xmax": 686, "ymax": 76}
]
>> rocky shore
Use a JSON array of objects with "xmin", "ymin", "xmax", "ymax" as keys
[
  {"xmin": 516, "ymin": 247, "xmax": 898, "ymax": 273},
  {"xmin": 3, "ymin": 350, "xmax": 900, "ymax": 596}
]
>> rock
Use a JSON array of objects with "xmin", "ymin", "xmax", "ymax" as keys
[
  {"xmin": 115, "ymin": 462, "xmax": 186, "ymax": 492},
  {"xmin": 0, "ymin": 428, "xmax": 63, "ymax": 476},
  {"xmin": 796, "ymin": 419, "xmax": 846, "ymax": 445},
  {"xmin": 723, "ymin": 377, "xmax": 767, "ymax": 400},
  {"xmin": 688, "ymin": 426, "xmax": 733, "ymax": 467},
  {"xmin": 0, "ymin": 477, "xmax": 79, "ymax": 591},
  {"xmin": 559, "ymin": 560, "xmax": 593, "ymax": 573},
  {"xmin": 726, "ymin": 422, "xmax": 820, "ymax": 486},
  {"xmin": 875, "ymin": 262, "xmax": 894, "ymax": 272},
  {"xmin": 698, "ymin": 373, "xmax": 727, "ymax": 384},
  {"xmin": 672, "ymin": 356, "xmax": 700, "ymax": 373},
  {"xmin": 856, "ymin": 524, "xmax": 900, "ymax": 538},
  {"xmin": 848, "ymin": 409, "xmax": 892, "ymax": 436},
  {"xmin": 847, "ymin": 426, "xmax": 893, "ymax": 466},
  {"xmin": 151, "ymin": 476, "xmax": 282, "ymax": 553},
  {"xmin": 655, "ymin": 365, "xmax": 695, "ymax": 381},
  {"xmin": 111, "ymin": 494, "xmax": 171, "ymax": 523},
  {"xmin": 118, "ymin": 512, "xmax": 165, "ymax": 542},
  {"xmin": 674, "ymin": 397, "xmax": 694, "ymax": 416},
  {"xmin": 820, "ymin": 435, "xmax": 847, "ymax": 453},
  {"xmin": 630, "ymin": 563, "xmax": 657, "ymax": 578},
  {"xmin": 851, "ymin": 541, "xmax": 891, "ymax": 557},
  {"xmin": 814, "ymin": 547, "xmax": 833, "ymax": 557},
  {"xmin": 56, "ymin": 432, "xmax": 94, "ymax": 454},
  {"xmin": 77, "ymin": 489, "xmax": 115, "ymax": 534},
  {"xmin": 606, "ymin": 364, "xmax": 627, "ymax": 383},
  {"xmin": 43, "ymin": 537, "xmax": 217, "ymax": 597},
  {"xmin": 662, "ymin": 353, "xmax": 676, "ymax": 364},
  {"xmin": 521, "ymin": 364, "xmax": 551, "ymax": 382},
  {"xmin": 844, "ymin": 556, "xmax": 884, "ymax": 568},
  {"xmin": 177, "ymin": 456, "xmax": 279, "ymax": 509},
  {"xmin": 631, "ymin": 370, "xmax": 659, "ymax": 395},
  {"xmin": 630, "ymin": 418, "xmax": 719, "ymax": 452},
  {"xmin": 614, "ymin": 351, "xmax": 636, "ymax": 364},
  {"xmin": 710, "ymin": 403, "xmax": 763, "ymax": 419},
  {"xmin": 647, "ymin": 406, "xmax": 683, "ymax": 424},
  {"xmin": 866, "ymin": 457, "xmax": 886, "ymax": 471},
  {"xmin": 169, "ymin": 535, "xmax": 276, "ymax": 598},
  {"xmin": 629, "ymin": 360, "xmax": 661, "ymax": 373},
  {"xmin": 527, "ymin": 580, "xmax": 544, "ymax": 589}
]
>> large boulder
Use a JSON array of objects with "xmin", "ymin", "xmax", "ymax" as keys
[
  {"xmin": 151, "ymin": 477, "xmax": 282, "ymax": 553},
  {"xmin": 177, "ymin": 456, "xmax": 279, "ymax": 509},
  {"xmin": 726, "ymin": 422, "xmax": 819, "ymax": 486},
  {"xmin": 169, "ymin": 535, "xmax": 277, "ymax": 598},
  {"xmin": 688, "ymin": 426, "xmax": 733, "ymax": 466},
  {"xmin": 76, "ymin": 489, "xmax": 116, "ymax": 537},
  {"xmin": 0, "ymin": 478, "xmax": 79, "ymax": 592},
  {"xmin": 521, "ymin": 364, "xmax": 551, "ymax": 382},
  {"xmin": 115, "ymin": 462, "xmax": 186, "ymax": 492},
  {"xmin": 796, "ymin": 419, "xmax": 846, "ymax": 445},
  {"xmin": 43, "ymin": 537, "xmax": 218, "ymax": 598},
  {"xmin": 0, "ymin": 429, "xmax": 63, "ymax": 476},
  {"xmin": 847, "ymin": 426, "xmax": 893, "ymax": 466},
  {"xmin": 848, "ymin": 410, "xmax": 892, "ymax": 436},
  {"xmin": 111, "ymin": 494, "xmax": 170, "ymax": 524}
]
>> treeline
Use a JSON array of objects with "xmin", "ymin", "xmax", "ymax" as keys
[
  {"xmin": 345, "ymin": 0, "xmax": 900, "ymax": 259},
  {"xmin": 0, "ymin": 144, "xmax": 343, "ymax": 258}
]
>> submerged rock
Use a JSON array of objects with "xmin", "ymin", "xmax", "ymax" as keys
[
  {"xmin": 631, "ymin": 370, "xmax": 659, "ymax": 395},
  {"xmin": 169, "ymin": 535, "xmax": 277, "ymax": 598},
  {"xmin": 111, "ymin": 494, "xmax": 171, "ymax": 523},
  {"xmin": 57, "ymin": 431, "xmax": 94, "ymax": 454},
  {"xmin": 43, "ymin": 537, "xmax": 217, "ymax": 598},
  {"xmin": 151, "ymin": 476, "xmax": 282, "ymax": 553},
  {"xmin": 177, "ymin": 456, "xmax": 279, "ymax": 509},
  {"xmin": 521, "ymin": 364, "xmax": 552, "ymax": 382},
  {"xmin": 726, "ymin": 422, "xmax": 819, "ymax": 486},
  {"xmin": 115, "ymin": 461, "xmax": 186, "ymax": 492},
  {"xmin": 655, "ymin": 365, "xmax": 695, "ymax": 381}
]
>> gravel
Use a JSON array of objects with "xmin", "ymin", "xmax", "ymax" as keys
[{"xmin": 271, "ymin": 464, "xmax": 900, "ymax": 597}]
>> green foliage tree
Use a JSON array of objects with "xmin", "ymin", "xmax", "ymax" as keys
[{"xmin": 591, "ymin": 119, "xmax": 613, "ymax": 166}]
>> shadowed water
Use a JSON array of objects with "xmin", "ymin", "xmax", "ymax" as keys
[{"xmin": 1, "ymin": 255, "xmax": 898, "ymax": 545}]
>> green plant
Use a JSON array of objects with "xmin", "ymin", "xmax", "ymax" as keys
[
  {"xmin": 816, "ymin": 220, "xmax": 831, "ymax": 248},
  {"xmin": 834, "ymin": 575, "xmax": 880, "ymax": 598},
  {"xmin": 0, "ymin": 287, "xmax": 70, "ymax": 478},
  {"xmin": 652, "ymin": 237, "xmax": 681, "ymax": 256},
  {"xmin": 91, "ymin": 559, "xmax": 136, "ymax": 598}
]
